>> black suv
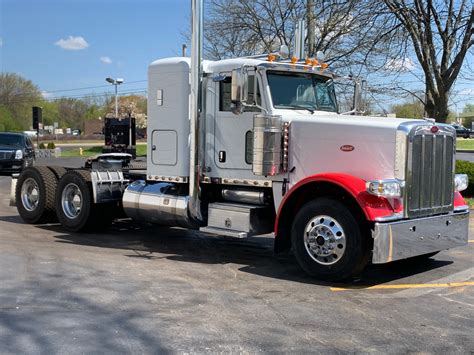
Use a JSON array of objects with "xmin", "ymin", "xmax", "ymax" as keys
[
  {"xmin": 0, "ymin": 132, "xmax": 36, "ymax": 173},
  {"xmin": 452, "ymin": 124, "xmax": 472, "ymax": 139}
]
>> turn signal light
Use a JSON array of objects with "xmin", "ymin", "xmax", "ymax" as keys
[{"xmin": 267, "ymin": 54, "xmax": 276, "ymax": 62}]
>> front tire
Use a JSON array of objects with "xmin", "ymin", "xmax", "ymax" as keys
[{"xmin": 291, "ymin": 198, "xmax": 370, "ymax": 281}]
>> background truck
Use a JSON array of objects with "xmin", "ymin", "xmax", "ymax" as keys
[
  {"xmin": 11, "ymin": 0, "xmax": 469, "ymax": 281},
  {"xmin": 102, "ymin": 116, "xmax": 136, "ymax": 158}
]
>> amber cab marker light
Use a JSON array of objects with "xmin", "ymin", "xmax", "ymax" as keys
[
  {"xmin": 305, "ymin": 58, "xmax": 312, "ymax": 66},
  {"xmin": 320, "ymin": 63, "xmax": 329, "ymax": 70},
  {"xmin": 267, "ymin": 54, "xmax": 276, "ymax": 62},
  {"xmin": 311, "ymin": 59, "xmax": 319, "ymax": 67},
  {"xmin": 291, "ymin": 56, "xmax": 298, "ymax": 64}
]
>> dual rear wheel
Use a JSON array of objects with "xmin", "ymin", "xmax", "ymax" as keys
[{"xmin": 16, "ymin": 167, "xmax": 115, "ymax": 232}]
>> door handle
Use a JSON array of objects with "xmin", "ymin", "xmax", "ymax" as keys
[{"xmin": 152, "ymin": 145, "xmax": 157, "ymax": 151}]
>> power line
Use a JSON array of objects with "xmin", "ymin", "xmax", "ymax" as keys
[
  {"xmin": 4, "ymin": 89, "xmax": 148, "ymax": 105},
  {"xmin": 4, "ymin": 79, "xmax": 148, "ymax": 98}
]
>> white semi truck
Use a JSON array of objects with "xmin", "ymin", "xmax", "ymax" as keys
[{"xmin": 12, "ymin": 0, "xmax": 469, "ymax": 280}]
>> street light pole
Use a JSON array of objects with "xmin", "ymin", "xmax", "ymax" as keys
[
  {"xmin": 114, "ymin": 83, "xmax": 118, "ymax": 118},
  {"xmin": 106, "ymin": 77, "xmax": 124, "ymax": 118}
]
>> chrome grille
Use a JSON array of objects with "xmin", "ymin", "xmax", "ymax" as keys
[
  {"xmin": 405, "ymin": 126, "xmax": 455, "ymax": 218},
  {"xmin": 0, "ymin": 150, "xmax": 14, "ymax": 160}
]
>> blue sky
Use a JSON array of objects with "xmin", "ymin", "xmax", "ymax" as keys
[
  {"xmin": 0, "ymin": 0, "xmax": 189, "ymax": 99},
  {"xmin": 0, "ymin": 0, "xmax": 472, "ymax": 112}
]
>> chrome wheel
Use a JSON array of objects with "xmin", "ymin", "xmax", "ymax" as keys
[
  {"xmin": 61, "ymin": 183, "xmax": 83, "ymax": 219},
  {"xmin": 304, "ymin": 215, "xmax": 346, "ymax": 265},
  {"xmin": 20, "ymin": 178, "xmax": 39, "ymax": 212}
]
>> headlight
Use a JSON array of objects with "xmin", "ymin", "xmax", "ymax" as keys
[
  {"xmin": 454, "ymin": 174, "xmax": 468, "ymax": 192},
  {"xmin": 15, "ymin": 150, "xmax": 23, "ymax": 160},
  {"xmin": 366, "ymin": 179, "xmax": 403, "ymax": 198}
]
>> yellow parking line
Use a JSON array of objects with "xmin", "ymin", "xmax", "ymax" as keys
[{"xmin": 330, "ymin": 281, "xmax": 474, "ymax": 292}]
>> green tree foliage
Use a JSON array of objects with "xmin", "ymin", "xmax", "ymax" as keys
[
  {"xmin": 391, "ymin": 100, "xmax": 425, "ymax": 119},
  {"xmin": 0, "ymin": 105, "xmax": 23, "ymax": 131},
  {"xmin": 0, "ymin": 73, "xmax": 42, "ymax": 129}
]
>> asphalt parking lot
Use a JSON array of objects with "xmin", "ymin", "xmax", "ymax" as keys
[{"xmin": 0, "ymin": 158, "xmax": 473, "ymax": 353}]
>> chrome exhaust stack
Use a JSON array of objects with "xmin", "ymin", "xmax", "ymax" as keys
[{"xmin": 188, "ymin": 0, "xmax": 204, "ymax": 224}]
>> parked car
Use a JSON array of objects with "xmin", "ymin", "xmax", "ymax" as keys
[
  {"xmin": 451, "ymin": 124, "xmax": 472, "ymax": 139},
  {"xmin": 0, "ymin": 132, "xmax": 36, "ymax": 173}
]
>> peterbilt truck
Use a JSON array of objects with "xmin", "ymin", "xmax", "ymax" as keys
[{"xmin": 12, "ymin": 0, "xmax": 469, "ymax": 281}]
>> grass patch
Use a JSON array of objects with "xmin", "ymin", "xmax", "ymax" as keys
[
  {"xmin": 456, "ymin": 138, "xmax": 474, "ymax": 150},
  {"xmin": 61, "ymin": 145, "xmax": 147, "ymax": 157},
  {"xmin": 464, "ymin": 198, "xmax": 474, "ymax": 209}
]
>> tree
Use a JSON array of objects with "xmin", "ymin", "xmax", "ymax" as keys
[
  {"xmin": 372, "ymin": 0, "xmax": 473, "ymax": 122},
  {"xmin": 105, "ymin": 95, "xmax": 147, "ymax": 119},
  {"xmin": 0, "ymin": 73, "xmax": 42, "ymax": 129},
  {"xmin": 0, "ymin": 105, "xmax": 22, "ymax": 131},
  {"xmin": 391, "ymin": 100, "xmax": 425, "ymax": 118},
  {"xmin": 203, "ymin": 0, "xmax": 377, "ymax": 69}
]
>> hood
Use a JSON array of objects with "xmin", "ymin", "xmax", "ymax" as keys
[{"xmin": 284, "ymin": 112, "xmax": 425, "ymax": 185}]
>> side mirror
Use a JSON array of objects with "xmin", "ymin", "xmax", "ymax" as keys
[
  {"xmin": 353, "ymin": 79, "xmax": 366, "ymax": 114},
  {"xmin": 231, "ymin": 67, "xmax": 249, "ymax": 105}
]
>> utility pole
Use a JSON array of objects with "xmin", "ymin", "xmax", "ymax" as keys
[{"xmin": 307, "ymin": 0, "xmax": 315, "ymax": 58}]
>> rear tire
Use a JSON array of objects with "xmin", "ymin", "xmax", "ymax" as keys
[
  {"xmin": 291, "ymin": 198, "xmax": 370, "ymax": 281},
  {"xmin": 55, "ymin": 170, "xmax": 114, "ymax": 232},
  {"xmin": 16, "ymin": 166, "xmax": 58, "ymax": 224},
  {"xmin": 47, "ymin": 166, "xmax": 68, "ymax": 180}
]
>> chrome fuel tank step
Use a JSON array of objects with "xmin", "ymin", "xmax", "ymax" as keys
[{"xmin": 200, "ymin": 202, "xmax": 273, "ymax": 238}]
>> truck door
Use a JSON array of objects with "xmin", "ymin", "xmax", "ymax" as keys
[{"xmin": 213, "ymin": 74, "xmax": 262, "ymax": 171}]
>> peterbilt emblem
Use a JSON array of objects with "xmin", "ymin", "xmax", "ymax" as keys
[{"xmin": 340, "ymin": 145, "xmax": 355, "ymax": 152}]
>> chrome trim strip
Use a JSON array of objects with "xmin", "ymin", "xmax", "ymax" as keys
[
  {"xmin": 454, "ymin": 204, "xmax": 469, "ymax": 212},
  {"xmin": 147, "ymin": 175, "xmax": 188, "ymax": 183},
  {"xmin": 374, "ymin": 212, "xmax": 404, "ymax": 222}
]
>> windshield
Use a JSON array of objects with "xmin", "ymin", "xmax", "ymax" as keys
[
  {"xmin": 267, "ymin": 70, "xmax": 338, "ymax": 113},
  {"xmin": 0, "ymin": 134, "xmax": 23, "ymax": 146}
]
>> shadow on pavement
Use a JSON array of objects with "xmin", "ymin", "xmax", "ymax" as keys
[{"xmin": 28, "ymin": 219, "xmax": 454, "ymax": 288}]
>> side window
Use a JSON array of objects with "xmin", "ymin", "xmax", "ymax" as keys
[
  {"xmin": 219, "ymin": 77, "xmax": 232, "ymax": 111},
  {"xmin": 219, "ymin": 75, "xmax": 262, "ymax": 112},
  {"xmin": 26, "ymin": 137, "xmax": 32, "ymax": 147}
]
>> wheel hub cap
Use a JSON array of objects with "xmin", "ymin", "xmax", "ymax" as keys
[
  {"xmin": 21, "ymin": 178, "xmax": 39, "ymax": 212},
  {"xmin": 304, "ymin": 215, "xmax": 346, "ymax": 265},
  {"xmin": 61, "ymin": 183, "xmax": 83, "ymax": 219}
]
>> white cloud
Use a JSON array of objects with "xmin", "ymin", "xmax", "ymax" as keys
[
  {"xmin": 54, "ymin": 36, "xmax": 89, "ymax": 50},
  {"xmin": 100, "ymin": 56, "xmax": 112, "ymax": 64},
  {"xmin": 41, "ymin": 91, "xmax": 53, "ymax": 99},
  {"xmin": 384, "ymin": 57, "xmax": 416, "ymax": 72}
]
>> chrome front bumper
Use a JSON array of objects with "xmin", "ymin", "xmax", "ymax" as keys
[{"xmin": 372, "ymin": 211, "xmax": 469, "ymax": 264}]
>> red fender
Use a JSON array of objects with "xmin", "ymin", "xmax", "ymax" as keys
[
  {"xmin": 454, "ymin": 191, "xmax": 467, "ymax": 208},
  {"xmin": 274, "ymin": 173, "xmax": 400, "ymax": 235}
]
